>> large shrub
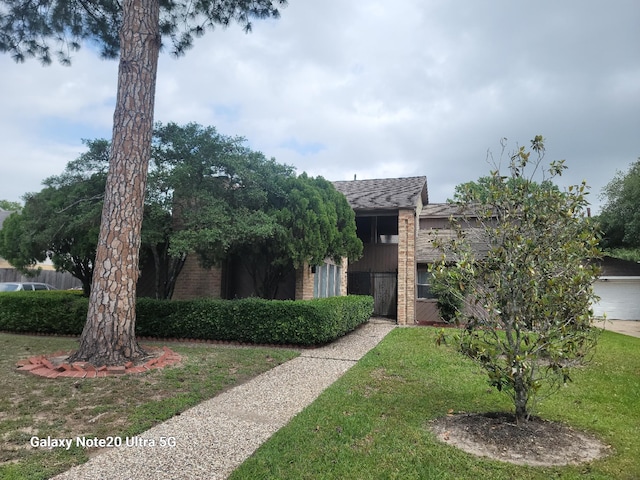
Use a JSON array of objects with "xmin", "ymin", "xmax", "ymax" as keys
[{"xmin": 0, "ymin": 293, "xmax": 373, "ymax": 346}]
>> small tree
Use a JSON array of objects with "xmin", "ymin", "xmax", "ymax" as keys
[{"xmin": 433, "ymin": 136, "xmax": 601, "ymax": 423}]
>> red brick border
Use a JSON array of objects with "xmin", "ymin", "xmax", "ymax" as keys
[{"xmin": 15, "ymin": 346, "xmax": 182, "ymax": 379}]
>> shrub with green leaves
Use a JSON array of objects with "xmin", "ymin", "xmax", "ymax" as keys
[
  {"xmin": 0, "ymin": 292, "xmax": 373, "ymax": 346},
  {"xmin": 432, "ymin": 136, "xmax": 601, "ymax": 423}
]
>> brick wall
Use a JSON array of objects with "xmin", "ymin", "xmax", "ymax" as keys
[
  {"xmin": 339, "ymin": 257, "xmax": 348, "ymax": 296},
  {"xmin": 397, "ymin": 209, "xmax": 416, "ymax": 325},
  {"xmin": 172, "ymin": 255, "xmax": 222, "ymax": 300},
  {"xmin": 295, "ymin": 263, "xmax": 315, "ymax": 300}
]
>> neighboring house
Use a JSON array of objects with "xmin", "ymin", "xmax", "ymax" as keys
[
  {"xmin": 415, "ymin": 203, "xmax": 488, "ymax": 323},
  {"xmin": 333, "ymin": 176, "xmax": 428, "ymax": 325},
  {"xmin": 592, "ymin": 257, "xmax": 640, "ymax": 320},
  {"xmin": 0, "ymin": 208, "xmax": 81, "ymax": 289},
  {"xmin": 0, "ymin": 209, "xmax": 12, "ymax": 269}
]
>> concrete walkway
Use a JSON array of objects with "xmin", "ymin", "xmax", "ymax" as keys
[
  {"xmin": 594, "ymin": 319, "xmax": 640, "ymax": 338},
  {"xmin": 53, "ymin": 319, "xmax": 396, "ymax": 480},
  {"xmin": 51, "ymin": 317, "xmax": 638, "ymax": 479}
]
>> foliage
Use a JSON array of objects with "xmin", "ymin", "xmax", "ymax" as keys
[
  {"xmin": 0, "ymin": 140, "xmax": 106, "ymax": 295},
  {"xmin": 1, "ymin": 123, "xmax": 358, "ymax": 300},
  {"xmin": 0, "ymin": 291, "xmax": 87, "ymax": 334},
  {"xmin": 157, "ymin": 122, "xmax": 362, "ymax": 298},
  {"xmin": 432, "ymin": 136, "xmax": 602, "ymax": 423},
  {"xmin": 0, "ymin": 292, "xmax": 373, "ymax": 346},
  {"xmin": 0, "ymin": 0, "xmax": 287, "ymax": 63},
  {"xmin": 598, "ymin": 158, "xmax": 640, "ymax": 249},
  {"xmin": 451, "ymin": 175, "xmax": 560, "ymax": 204},
  {"xmin": 0, "ymin": 199, "xmax": 21, "ymax": 210},
  {"xmin": 0, "ymin": 141, "xmax": 106, "ymax": 293},
  {"xmin": 1, "ymin": 0, "xmax": 290, "ymax": 365},
  {"xmin": 226, "ymin": 173, "xmax": 363, "ymax": 298},
  {"xmin": 427, "ymin": 265, "xmax": 469, "ymax": 324},
  {"xmin": 602, "ymin": 247, "xmax": 640, "ymax": 263}
]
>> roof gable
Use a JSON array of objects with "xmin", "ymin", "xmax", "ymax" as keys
[{"xmin": 333, "ymin": 176, "xmax": 428, "ymax": 211}]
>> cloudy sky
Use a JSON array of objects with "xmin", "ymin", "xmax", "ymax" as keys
[{"xmin": 1, "ymin": 0, "xmax": 638, "ymax": 213}]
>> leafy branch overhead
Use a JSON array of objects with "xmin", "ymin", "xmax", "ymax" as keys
[
  {"xmin": 0, "ymin": 0, "xmax": 288, "ymax": 63},
  {"xmin": 432, "ymin": 136, "xmax": 602, "ymax": 423}
]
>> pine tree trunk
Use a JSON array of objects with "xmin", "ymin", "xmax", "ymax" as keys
[{"xmin": 69, "ymin": 0, "xmax": 160, "ymax": 366}]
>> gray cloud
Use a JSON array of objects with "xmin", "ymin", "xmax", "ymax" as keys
[{"xmin": 1, "ymin": 0, "xmax": 638, "ymax": 212}]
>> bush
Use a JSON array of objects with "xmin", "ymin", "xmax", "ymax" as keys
[
  {"xmin": 0, "ymin": 291, "xmax": 87, "ymax": 334},
  {"xmin": 0, "ymin": 293, "xmax": 374, "ymax": 346}
]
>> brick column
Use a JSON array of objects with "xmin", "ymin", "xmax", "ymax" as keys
[
  {"xmin": 397, "ymin": 209, "xmax": 416, "ymax": 325},
  {"xmin": 339, "ymin": 257, "xmax": 348, "ymax": 296},
  {"xmin": 295, "ymin": 263, "xmax": 315, "ymax": 300}
]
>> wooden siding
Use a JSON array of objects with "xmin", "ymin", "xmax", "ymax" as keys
[{"xmin": 349, "ymin": 244, "xmax": 398, "ymax": 273}]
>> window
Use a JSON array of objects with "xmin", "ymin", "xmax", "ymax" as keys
[
  {"xmin": 356, "ymin": 217, "xmax": 373, "ymax": 243},
  {"xmin": 355, "ymin": 215, "xmax": 398, "ymax": 244},
  {"xmin": 417, "ymin": 268, "xmax": 436, "ymax": 299},
  {"xmin": 314, "ymin": 263, "xmax": 342, "ymax": 298}
]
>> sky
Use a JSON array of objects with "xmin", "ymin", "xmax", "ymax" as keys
[{"xmin": 1, "ymin": 0, "xmax": 638, "ymax": 213}]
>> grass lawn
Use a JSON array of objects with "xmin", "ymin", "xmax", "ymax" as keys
[
  {"xmin": 0, "ymin": 333, "xmax": 299, "ymax": 480},
  {"xmin": 231, "ymin": 327, "xmax": 640, "ymax": 480}
]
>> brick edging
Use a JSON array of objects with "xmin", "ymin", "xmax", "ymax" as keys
[{"xmin": 15, "ymin": 346, "xmax": 182, "ymax": 379}]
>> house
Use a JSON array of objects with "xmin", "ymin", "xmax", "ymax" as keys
[
  {"xmin": 333, "ymin": 176, "xmax": 428, "ymax": 325},
  {"xmin": 592, "ymin": 257, "xmax": 640, "ymax": 320},
  {"xmin": 0, "ymin": 208, "xmax": 81, "ymax": 289},
  {"xmin": 171, "ymin": 175, "xmax": 454, "ymax": 325}
]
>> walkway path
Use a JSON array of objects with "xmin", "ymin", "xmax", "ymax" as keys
[
  {"xmin": 51, "ymin": 317, "xmax": 638, "ymax": 479},
  {"xmin": 595, "ymin": 319, "xmax": 640, "ymax": 338},
  {"xmin": 53, "ymin": 319, "xmax": 396, "ymax": 480}
]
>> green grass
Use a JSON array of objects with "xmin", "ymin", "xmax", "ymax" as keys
[
  {"xmin": 604, "ymin": 247, "xmax": 640, "ymax": 263},
  {"xmin": 0, "ymin": 333, "xmax": 299, "ymax": 480},
  {"xmin": 231, "ymin": 327, "xmax": 640, "ymax": 480}
]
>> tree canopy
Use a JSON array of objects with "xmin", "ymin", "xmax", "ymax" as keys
[
  {"xmin": 1, "ymin": 0, "xmax": 290, "ymax": 365},
  {"xmin": 432, "ymin": 136, "xmax": 601, "ymax": 423},
  {"xmin": 0, "ymin": 139, "xmax": 107, "ymax": 294},
  {"xmin": 0, "ymin": 0, "xmax": 287, "ymax": 63},
  {"xmin": 598, "ymin": 158, "xmax": 640, "ymax": 250},
  {"xmin": 0, "ymin": 200, "xmax": 21, "ymax": 210},
  {"xmin": 153, "ymin": 122, "xmax": 362, "ymax": 299},
  {"xmin": 1, "ymin": 122, "xmax": 361, "ymax": 300}
]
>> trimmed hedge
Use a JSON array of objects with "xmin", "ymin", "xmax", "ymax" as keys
[{"xmin": 0, "ymin": 292, "xmax": 374, "ymax": 346}]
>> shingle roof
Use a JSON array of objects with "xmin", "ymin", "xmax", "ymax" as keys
[
  {"xmin": 333, "ymin": 176, "xmax": 428, "ymax": 211},
  {"xmin": 596, "ymin": 256, "xmax": 640, "ymax": 277},
  {"xmin": 421, "ymin": 204, "xmax": 456, "ymax": 218}
]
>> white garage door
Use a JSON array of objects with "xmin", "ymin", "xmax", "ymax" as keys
[{"xmin": 592, "ymin": 278, "xmax": 640, "ymax": 320}]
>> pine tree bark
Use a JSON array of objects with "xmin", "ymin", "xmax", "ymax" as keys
[{"xmin": 69, "ymin": 0, "xmax": 160, "ymax": 366}]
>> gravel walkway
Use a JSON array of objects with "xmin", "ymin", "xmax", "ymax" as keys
[{"xmin": 53, "ymin": 319, "xmax": 396, "ymax": 480}]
